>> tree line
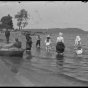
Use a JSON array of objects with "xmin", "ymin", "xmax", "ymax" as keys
[{"xmin": 0, "ymin": 9, "xmax": 30, "ymax": 31}]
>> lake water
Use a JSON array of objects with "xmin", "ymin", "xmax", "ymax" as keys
[{"xmin": 1, "ymin": 33, "xmax": 88, "ymax": 86}]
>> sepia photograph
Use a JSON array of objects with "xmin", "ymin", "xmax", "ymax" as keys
[{"xmin": 0, "ymin": 1, "xmax": 88, "ymax": 86}]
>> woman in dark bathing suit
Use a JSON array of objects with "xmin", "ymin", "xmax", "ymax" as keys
[
  {"xmin": 26, "ymin": 33, "xmax": 32, "ymax": 51},
  {"xmin": 56, "ymin": 32, "xmax": 65, "ymax": 54}
]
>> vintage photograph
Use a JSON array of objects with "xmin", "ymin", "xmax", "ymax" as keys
[{"xmin": 0, "ymin": 1, "xmax": 88, "ymax": 86}]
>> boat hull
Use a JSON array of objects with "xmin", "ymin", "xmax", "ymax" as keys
[{"xmin": 0, "ymin": 49, "xmax": 24, "ymax": 57}]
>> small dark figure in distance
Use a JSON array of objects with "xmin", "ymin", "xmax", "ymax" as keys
[
  {"xmin": 36, "ymin": 35, "xmax": 41, "ymax": 48},
  {"xmin": 5, "ymin": 29, "xmax": 10, "ymax": 44}
]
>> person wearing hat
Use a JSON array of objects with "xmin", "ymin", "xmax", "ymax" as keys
[
  {"xmin": 74, "ymin": 36, "xmax": 83, "ymax": 54},
  {"xmin": 56, "ymin": 32, "xmax": 65, "ymax": 54},
  {"xmin": 47, "ymin": 34, "xmax": 50, "ymax": 38},
  {"xmin": 25, "ymin": 33, "xmax": 32, "ymax": 51},
  {"xmin": 45, "ymin": 34, "xmax": 51, "ymax": 52}
]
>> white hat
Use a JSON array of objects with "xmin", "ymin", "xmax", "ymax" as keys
[
  {"xmin": 76, "ymin": 36, "xmax": 81, "ymax": 41},
  {"xmin": 47, "ymin": 34, "xmax": 50, "ymax": 37},
  {"xmin": 59, "ymin": 32, "xmax": 63, "ymax": 36}
]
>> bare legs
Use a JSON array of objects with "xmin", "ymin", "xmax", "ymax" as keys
[{"xmin": 46, "ymin": 45, "xmax": 51, "ymax": 52}]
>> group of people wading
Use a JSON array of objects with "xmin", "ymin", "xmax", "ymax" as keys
[
  {"xmin": 2, "ymin": 29, "xmax": 82, "ymax": 55},
  {"xmin": 25, "ymin": 32, "xmax": 82, "ymax": 55}
]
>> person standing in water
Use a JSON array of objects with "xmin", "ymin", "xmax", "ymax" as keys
[
  {"xmin": 26, "ymin": 33, "xmax": 32, "ymax": 51},
  {"xmin": 5, "ymin": 29, "xmax": 10, "ymax": 44},
  {"xmin": 56, "ymin": 32, "xmax": 64, "ymax": 43},
  {"xmin": 56, "ymin": 32, "xmax": 65, "ymax": 54},
  {"xmin": 36, "ymin": 35, "xmax": 41, "ymax": 48},
  {"xmin": 45, "ymin": 34, "xmax": 51, "ymax": 52},
  {"xmin": 74, "ymin": 36, "xmax": 82, "ymax": 50}
]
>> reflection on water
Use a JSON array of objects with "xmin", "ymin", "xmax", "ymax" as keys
[
  {"xmin": 10, "ymin": 66, "xmax": 18, "ymax": 73},
  {"xmin": 25, "ymin": 51, "xmax": 32, "ymax": 60},
  {"xmin": 36, "ymin": 47, "xmax": 41, "ymax": 56},
  {"xmin": 56, "ymin": 54, "xmax": 64, "ymax": 67},
  {"xmin": 56, "ymin": 54, "xmax": 64, "ymax": 60},
  {"xmin": 36, "ymin": 47, "xmax": 41, "ymax": 51},
  {"xmin": 0, "ymin": 38, "xmax": 4, "ymax": 42},
  {"xmin": 45, "ymin": 52, "xmax": 53, "ymax": 58},
  {"xmin": 1, "ymin": 56, "xmax": 23, "ymax": 74},
  {"xmin": 55, "ymin": 54, "xmax": 64, "ymax": 73}
]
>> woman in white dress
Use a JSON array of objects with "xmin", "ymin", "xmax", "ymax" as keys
[
  {"xmin": 74, "ymin": 36, "xmax": 83, "ymax": 54},
  {"xmin": 45, "ymin": 35, "xmax": 51, "ymax": 52}
]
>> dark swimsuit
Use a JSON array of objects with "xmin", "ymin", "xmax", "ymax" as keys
[
  {"xmin": 56, "ymin": 42, "xmax": 65, "ymax": 53},
  {"xmin": 26, "ymin": 40, "xmax": 32, "ymax": 50},
  {"xmin": 26, "ymin": 34, "xmax": 32, "ymax": 50},
  {"xmin": 36, "ymin": 37, "xmax": 41, "ymax": 47}
]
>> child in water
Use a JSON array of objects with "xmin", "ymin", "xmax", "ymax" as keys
[
  {"xmin": 74, "ymin": 36, "xmax": 82, "ymax": 49},
  {"xmin": 74, "ymin": 36, "xmax": 83, "ymax": 54},
  {"xmin": 36, "ymin": 35, "xmax": 41, "ymax": 48},
  {"xmin": 45, "ymin": 35, "xmax": 51, "ymax": 52}
]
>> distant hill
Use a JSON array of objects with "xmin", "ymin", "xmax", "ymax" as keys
[
  {"xmin": 22, "ymin": 28, "xmax": 87, "ymax": 34},
  {"xmin": 49, "ymin": 28, "xmax": 86, "ymax": 34}
]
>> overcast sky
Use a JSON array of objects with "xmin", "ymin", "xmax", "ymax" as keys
[{"xmin": 0, "ymin": 1, "xmax": 88, "ymax": 31}]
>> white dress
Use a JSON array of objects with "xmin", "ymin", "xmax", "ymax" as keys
[
  {"xmin": 45, "ymin": 39, "xmax": 51, "ymax": 46},
  {"xmin": 74, "ymin": 39, "xmax": 83, "ymax": 54},
  {"xmin": 76, "ymin": 48, "xmax": 83, "ymax": 54}
]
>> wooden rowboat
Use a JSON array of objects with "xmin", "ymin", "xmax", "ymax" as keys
[{"xmin": 0, "ymin": 48, "xmax": 24, "ymax": 57}]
